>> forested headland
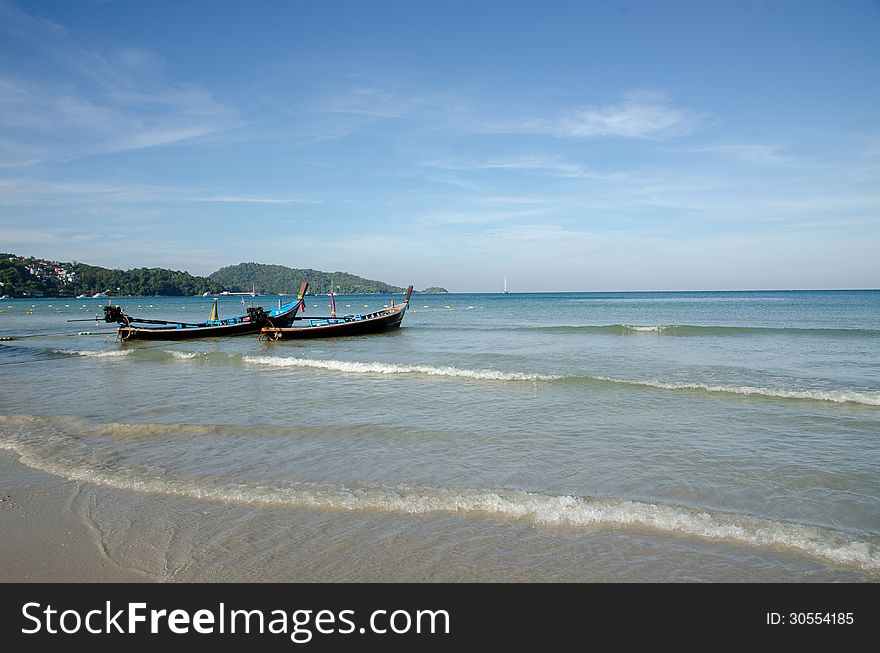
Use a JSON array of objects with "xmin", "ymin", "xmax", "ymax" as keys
[{"xmin": 0, "ymin": 254, "xmax": 445, "ymax": 297}]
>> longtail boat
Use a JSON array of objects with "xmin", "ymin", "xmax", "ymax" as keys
[
  {"xmin": 260, "ymin": 286, "xmax": 412, "ymax": 341},
  {"xmin": 99, "ymin": 282, "xmax": 310, "ymax": 340}
]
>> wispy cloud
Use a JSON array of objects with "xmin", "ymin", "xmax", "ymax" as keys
[
  {"xmin": 499, "ymin": 90, "xmax": 709, "ymax": 140},
  {"xmin": 862, "ymin": 139, "xmax": 880, "ymax": 158},
  {"xmin": 558, "ymin": 91, "xmax": 698, "ymax": 139},
  {"xmin": 0, "ymin": 178, "xmax": 321, "ymax": 207},
  {"xmin": 671, "ymin": 142, "xmax": 796, "ymax": 165},
  {"xmin": 193, "ymin": 195, "xmax": 320, "ymax": 205},
  {"xmin": 0, "ymin": 226, "xmax": 64, "ymax": 244},
  {"xmin": 0, "ymin": 73, "xmax": 237, "ymax": 161},
  {"xmin": 463, "ymin": 224, "xmax": 611, "ymax": 275},
  {"xmin": 0, "ymin": 3, "xmax": 237, "ymax": 164},
  {"xmin": 480, "ymin": 223, "xmax": 596, "ymax": 244},
  {"xmin": 421, "ymin": 173, "xmax": 487, "ymax": 191},
  {"xmin": 318, "ymin": 86, "xmax": 433, "ymax": 119},
  {"xmin": 425, "ymin": 155, "xmax": 627, "ymax": 180},
  {"xmin": 763, "ymin": 194, "xmax": 880, "ymax": 215},
  {"xmin": 418, "ymin": 206, "xmax": 551, "ymax": 226},
  {"xmin": 303, "ymin": 81, "xmax": 705, "ymax": 152},
  {"xmin": 0, "ymin": 177, "xmax": 174, "ymax": 205}
]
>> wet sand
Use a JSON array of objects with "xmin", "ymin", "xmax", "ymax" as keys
[
  {"xmin": 1, "ymin": 450, "xmax": 875, "ymax": 583},
  {"xmin": 0, "ymin": 450, "xmax": 149, "ymax": 582}
]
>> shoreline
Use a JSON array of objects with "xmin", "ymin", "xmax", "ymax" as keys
[
  {"xmin": 1, "ymin": 446, "xmax": 876, "ymax": 583},
  {"xmin": 0, "ymin": 450, "xmax": 151, "ymax": 582}
]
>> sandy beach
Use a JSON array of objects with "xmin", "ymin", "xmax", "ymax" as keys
[{"xmin": 0, "ymin": 450, "xmax": 149, "ymax": 582}]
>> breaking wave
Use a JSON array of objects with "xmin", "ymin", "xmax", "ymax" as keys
[
  {"xmin": 241, "ymin": 355, "xmax": 879, "ymax": 405},
  {"xmin": 164, "ymin": 350, "xmax": 204, "ymax": 360},
  {"xmin": 242, "ymin": 355, "xmax": 561, "ymax": 382},
  {"xmin": 583, "ymin": 376, "xmax": 880, "ymax": 406},
  {"xmin": 0, "ymin": 414, "xmax": 877, "ymax": 574},
  {"xmin": 49, "ymin": 348, "xmax": 879, "ymax": 406},
  {"xmin": 530, "ymin": 324, "xmax": 880, "ymax": 337},
  {"xmin": 52, "ymin": 349, "xmax": 132, "ymax": 358}
]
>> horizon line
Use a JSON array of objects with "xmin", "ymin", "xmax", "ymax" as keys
[
  {"xmin": 5, "ymin": 288, "xmax": 879, "ymax": 298},
  {"xmin": 3, "ymin": 251, "xmax": 877, "ymax": 295}
]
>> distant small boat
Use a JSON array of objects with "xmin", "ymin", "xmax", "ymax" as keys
[
  {"xmin": 92, "ymin": 292, "xmax": 109, "ymax": 298},
  {"xmin": 261, "ymin": 286, "xmax": 412, "ymax": 341},
  {"xmin": 503, "ymin": 276, "xmax": 509, "ymax": 294},
  {"xmin": 220, "ymin": 283, "xmax": 257, "ymax": 297},
  {"xmin": 76, "ymin": 294, "xmax": 88, "ymax": 298}
]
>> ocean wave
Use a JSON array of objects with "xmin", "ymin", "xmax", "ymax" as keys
[
  {"xmin": 241, "ymin": 355, "xmax": 878, "ymax": 405},
  {"xmin": 0, "ymin": 414, "xmax": 877, "ymax": 573},
  {"xmin": 242, "ymin": 355, "xmax": 561, "ymax": 382},
  {"xmin": 580, "ymin": 376, "xmax": 880, "ymax": 406},
  {"xmin": 53, "ymin": 347, "xmax": 877, "ymax": 406},
  {"xmin": 164, "ymin": 350, "xmax": 204, "ymax": 360},
  {"xmin": 0, "ymin": 415, "xmax": 287, "ymax": 440},
  {"xmin": 52, "ymin": 349, "xmax": 131, "ymax": 358},
  {"xmin": 529, "ymin": 324, "xmax": 880, "ymax": 337},
  {"xmin": 93, "ymin": 421, "xmax": 221, "ymax": 438}
]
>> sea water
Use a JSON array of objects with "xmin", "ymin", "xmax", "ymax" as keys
[{"xmin": 0, "ymin": 290, "xmax": 878, "ymax": 581}]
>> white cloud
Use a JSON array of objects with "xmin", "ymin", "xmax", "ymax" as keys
[
  {"xmin": 0, "ymin": 226, "xmax": 63, "ymax": 243},
  {"xmin": 0, "ymin": 3, "xmax": 237, "ymax": 164},
  {"xmin": 426, "ymin": 155, "xmax": 627, "ymax": 180},
  {"xmin": 520, "ymin": 90, "xmax": 707, "ymax": 140},
  {"xmin": 0, "ymin": 178, "xmax": 177, "ymax": 205},
  {"xmin": 467, "ymin": 225, "xmax": 609, "ymax": 266},
  {"xmin": 763, "ymin": 194, "xmax": 880, "ymax": 215},
  {"xmin": 0, "ymin": 178, "xmax": 322, "ymax": 207},
  {"xmin": 317, "ymin": 84, "xmax": 458, "ymax": 121},
  {"xmin": 562, "ymin": 93, "xmax": 685, "ymax": 138},
  {"xmin": 672, "ymin": 142, "xmax": 796, "ymax": 165},
  {"xmin": 193, "ymin": 195, "xmax": 319, "ymax": 205},
  {"xmin": 418, "ymin": 207, "xmax": 550, "ymax": 226},
  {"xmin": 0, "ymin": 73, "xmax": 237, "ymax": 160}
]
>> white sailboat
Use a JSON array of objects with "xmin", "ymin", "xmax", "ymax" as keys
[{"xmin": 503, "ymin": 276, "xmax": 509, "ymax": 294}]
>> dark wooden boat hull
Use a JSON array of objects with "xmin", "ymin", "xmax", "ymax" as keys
[
  {"xmin": 114, "ymin": 281, "xmax": 311, "ymax": 341},
  {"xmin": 261, "ymin": 304, "xmax": 407, "ymax": 340},
  {"xmin": 118, "ymin": 321, "xmax": 263, "ymax": 340}
]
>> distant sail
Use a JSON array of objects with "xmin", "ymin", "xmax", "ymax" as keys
[{"xmin": 503, "ymin": 276, "xmax": 509, "ymax": 294}]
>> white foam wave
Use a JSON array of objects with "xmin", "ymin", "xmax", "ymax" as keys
[
  {"xmin": 54, "ymin": 349, "xmax": 131, "ymax": 358},
  {"xmin": 624, "ymin": 325, "xmax": 672, "ymax": 332},
  {"xmin": 242, "ymin": 355, "xmax": 561, "ymax": 382},
  {"xmin": 0, "ymin": 416, "xmax": 876, "ymax": 574},
  {"xmin": 165, "ymin": 350, "xmax": 202, "ymax": 360},
  {"xmin": 241, "ymin": 355, "xmax": 878, "ymax": 404},
  {"xmin": 593, "ymin": 376, "xmax": 880, "ymax": 406},
  {"xmin": 94, "ymin": 422, "xmax": 219, "ymax": 438},
  {"xmin": 4, "ymin": 414, "xmax": 878, "ymax": 572}
]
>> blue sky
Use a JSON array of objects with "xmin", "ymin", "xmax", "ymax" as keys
[{"xmin": 1, "ymin": 0, "xmax": 878, "ymax": 291}]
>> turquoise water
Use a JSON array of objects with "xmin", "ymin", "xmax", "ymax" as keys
[{"xmin": 1, "ymin": 290, "xmax": 878, "ymax": 581}]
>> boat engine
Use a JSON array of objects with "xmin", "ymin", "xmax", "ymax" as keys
[
  {"xmin": 102, "ymin": 305, "xmax": 127, "ymax": 324},
  {"xmin": 246, "ymin": 306, "xmax": 268, "ymax": 323}
]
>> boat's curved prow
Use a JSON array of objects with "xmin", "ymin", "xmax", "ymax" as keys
[{"xmin": 260, "ymin": 284, "xmax": 413, "ymax": 340}]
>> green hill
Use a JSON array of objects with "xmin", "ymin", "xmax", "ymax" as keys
[
  {"xmin": 0, "ymin": 253, "xmax": 444, "ymax": 297},
  {"xmin": 209, "ymin": 262, "xmax": 406, "ymax": 295}
]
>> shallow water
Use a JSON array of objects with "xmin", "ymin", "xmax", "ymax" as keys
[{"xmin": 1, "ymin": 290, "xmax": 878, "ymax": 581}]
